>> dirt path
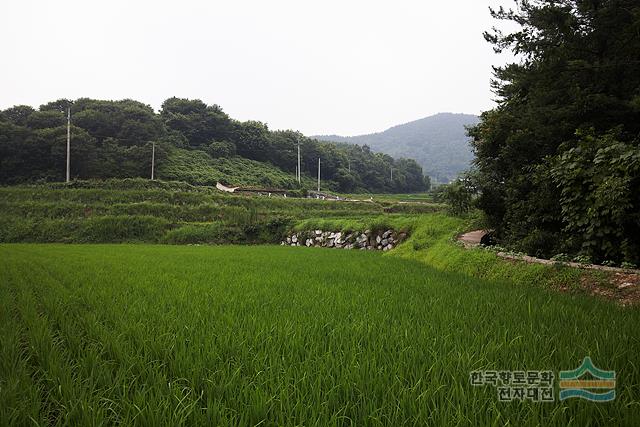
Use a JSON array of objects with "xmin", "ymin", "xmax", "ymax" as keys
[{"xmin": 458, "ymin": 230, "xmax": 488, "ymax": 247}]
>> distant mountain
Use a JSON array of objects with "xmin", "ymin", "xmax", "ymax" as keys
[{"xmin": 314, "ymin": 113, "xmax": 480, "ymax": 183}]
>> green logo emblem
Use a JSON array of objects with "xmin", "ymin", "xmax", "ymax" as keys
[{"xmin": 559, "ymin": 357, "xmax": 615, "ymax": 402}]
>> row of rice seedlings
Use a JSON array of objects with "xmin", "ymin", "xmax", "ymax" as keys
[
  {"xmin": 0, "ymin": 267, "xmax": 46, "ymax": 424},
  {"xmin": 19, "ymin": 247, "xmax": 216, "ymax": 425},
  {"xmin": 6, "ymin": 256, "xmax": 111, "ymax": 425}
]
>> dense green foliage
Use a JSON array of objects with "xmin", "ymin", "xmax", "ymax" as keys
[
  {"xmin": 0, "ymin": 97, "xmax": 428, "ymax": 193},
  {"xmin": 316, "ymin": 113, "xmax": 479, "ymax": 183},
  {"xmin": 431, "ymin": 178, "xmax": 474, "ymax": 216},
  {"xmin": 470, "ymin": 0, "xmax": 640, "ymax": 264},
  {"xmin": 0, "ymin": 180, "xmax": 395, "ymax": 244},
  {"xmin": 1, "ymin": 235, "xmax": 638, "ymax": 425},
  {"xmin": 157, "ymin": 148, "xmax": 317, "ymax": 189}
]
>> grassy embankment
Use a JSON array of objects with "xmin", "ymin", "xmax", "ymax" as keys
[
  {"xmin": 0, "ymin": 179, "xmax": 614, "ymax": 293},
  {"xmin": 0, "ymin": 179, "xmax": 616, "ymax": 294},
  {"xmin": 0, "ymin": 180, "xmax": 430, "ymax": 244},
  {"xmin": 295, "ymin": 213, "xmax": 597, "ymax": 295}
]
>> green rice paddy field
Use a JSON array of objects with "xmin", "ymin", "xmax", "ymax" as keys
[{"xmin": 1, "ymin": 243, "xmax": 639, "ymax": 426}]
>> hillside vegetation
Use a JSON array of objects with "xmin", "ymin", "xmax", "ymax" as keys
[
  {"xmin": 157, "ymin": 149, "xmax": 318, "ymax": 189},
  {"xmin": 467, "ymin": 0, "xmax": 640, "ymax": 266},
  {"xmin": 315, "ymin": 113, "xmax": 479, "ymax": 183},
  {"xmin": 0, "ymin": 180, "xmax": 435, "ymax": 244},
  {"xmin": 0, "ymin": 98, "xmax": 428, "ymax": 193}
]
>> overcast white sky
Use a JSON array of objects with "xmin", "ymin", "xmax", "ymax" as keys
[{"xmin": 0, "ymin": 0, "xmax": 515, "ymax": 136}]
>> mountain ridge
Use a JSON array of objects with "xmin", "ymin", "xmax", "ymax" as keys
[{"xmin": 314, "ymin": 112, "xmax": 479, "ymax": 183}]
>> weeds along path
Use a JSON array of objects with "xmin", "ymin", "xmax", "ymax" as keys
[
  {"xmin": 1, "ymin": 243, "xmax": 639, "ymax": 426},
  {"xmin": 452, "ymin": 227, "xmax": 640, "ymax": 305}
]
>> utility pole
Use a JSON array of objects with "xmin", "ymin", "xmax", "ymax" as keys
[
  {"xmin": 297, "ymin": 138, "xmax": 301, "ymax": 183},
  {"xmin": 66, "ymin": 107, "xmax": 71, "ymax": 182},
  {"xmin": 151, "ymin": 142, "xmax": 156, "ymax": 180},
  {"xmin": 317, "ymin": 157, "xmax": 320, "ymax": 192},
  {"xmin": 390, "ymin": 167, "xmax": 393, "ymax": 181}
]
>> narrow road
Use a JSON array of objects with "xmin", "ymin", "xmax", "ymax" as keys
[{"xmin": 458, "ymin": 230, "xmax": 487, "ymax": 247}]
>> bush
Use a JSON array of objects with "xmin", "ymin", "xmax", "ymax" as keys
[
  {"xmin": 244, "ymin": 215, "xmax": 292, "ymax": 243},
  {"xmin": 516, "ymin": 229, "xmax": 559, "ymax": 259},
  {"xmin": 78, "ymin": 216, "xmax": 169, "ymax": 243},
  {"xmin": 434, "ymin": 180, "xmax": 473, "ymax": 216},
  {"xmin": 204, "ymin": 141, "xmax": 236, "ymax": 158},
  {"xmin": 550, "ymin": 130, "xmax": 640, "ymax": 265},
  {"xmin": 0, "ymin": 217, "xmax": 79, "ymax": 243},
  {"xmin": 162, "ymin": 223, "xmax": 244, "ymax": 244}
]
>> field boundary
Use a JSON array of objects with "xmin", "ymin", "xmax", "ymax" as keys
[{"xmin": 458, "ymin": 230, "xmax": 640, "ymax": 275}]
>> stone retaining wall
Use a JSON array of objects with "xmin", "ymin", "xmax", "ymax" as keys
[{"xmin": 282, "ymin": 229, "xmax": 407, "ymax": 251}]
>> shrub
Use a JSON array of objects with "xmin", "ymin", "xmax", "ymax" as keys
[
  {"xmin": 573, "ymin": 254, "xmax": 593, "ymax": 265},
  {"xmin": 516, "ymin": 229, "xmax": 559, "ymax": 259},
  {"xmin": 244, "ymin": 215, "xmax": 292, "ymax": 243},
  {"xmin": 204, "ymin": 141, "xmax": 236, "ymax": 158},
  {"xmin": 78, "ymin": 216, "xmax": 169, "ymax": 243},
  {"xmin": 0, "ymin": 217, "xmax": 79, "ymax": 243},
  {"xmin": 162, "ymin": 223, "xmax": 244, "ymax": 244},
  {"xmin": 436, "ymin": 180, "xmax": 473, "ymax": 216},
  {"xmin": 550, "ymin": 253, "xmax": 571, "ymax": 263}
]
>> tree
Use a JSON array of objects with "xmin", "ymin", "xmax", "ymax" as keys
[
  {"xmin": 3, "ymin": 105, "xmax": 35, "ymax": 126},
  {"xmin": 0, "ymin": 97, "xmax": 430, "ymax": 193},
  {"xmin": 470, "ymin": 0, "xmax": 640, "ymax": 263},
  {"xmin": 161, "ymin": 97, "xmax": 232, "ymax": 147},
  {"xmin": 334, "ymin": 168, "xmax": 357, "ymax": 192},
  {"xmin": 232, "ymin": 120, "xmax": 270, "ymax": 161},
  {"xmin": 204, "ymin": 141, "xmax": 236, "ymax": 159}
]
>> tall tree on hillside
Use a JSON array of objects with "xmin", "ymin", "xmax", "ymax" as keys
[
  {"xmin": 232, "ymin": 120, "xmax": 271, "ymax": 161},
  {"xmin": 470, "ymin": 0, "xmax": 640, "ymax": 263},
  {"xmin": 161, "ymin": 97, "xmax": 232, "ymax": 146}
]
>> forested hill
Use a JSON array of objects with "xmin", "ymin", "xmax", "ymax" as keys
[
  {"xmin": 315, "ymin": 113, "xmax": 479, "ymax": 183},
  {"xmin": 0, "ymin": 98, "xmax": 429, "ymax": 193},
  {"xmin": 469, "ymin": 0, "xmax": 640, "ymax": 266}
]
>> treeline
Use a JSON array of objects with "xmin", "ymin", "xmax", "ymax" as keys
[
  {"xmin": 469, "ymin": 0, "xmax": 640, "ymax": 266},
  {"xmin": 0, "ymin": 98, "xmax": 429, "ymax": 193}
]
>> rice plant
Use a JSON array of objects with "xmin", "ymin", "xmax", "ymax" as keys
[{"xmin": 1, "ymin": 243, "xmax": 638, "ymax": 425}]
